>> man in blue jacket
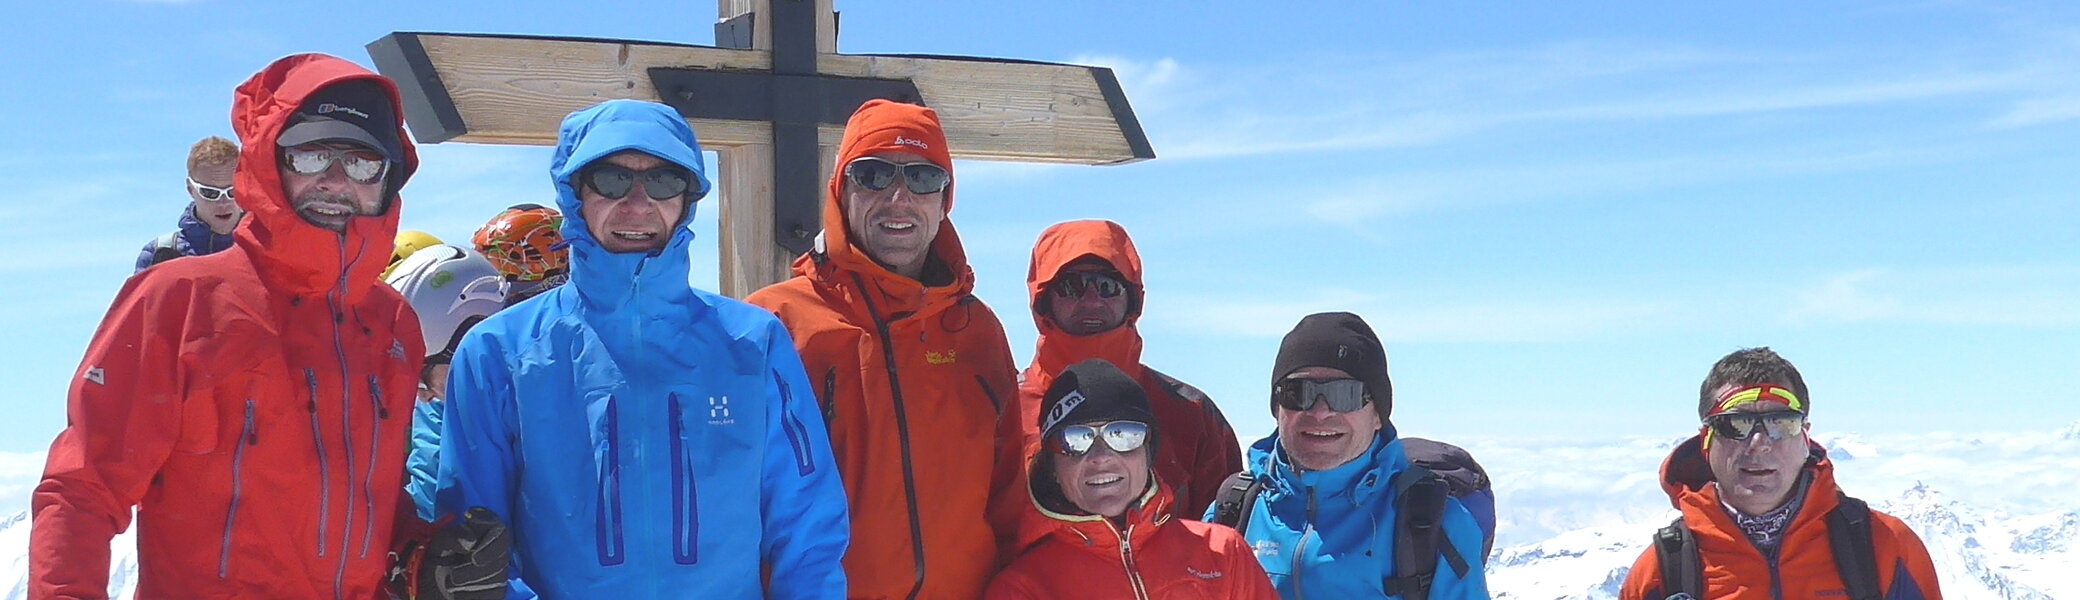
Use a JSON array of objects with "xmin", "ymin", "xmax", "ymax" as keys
[
  {"xmin": 134, "ymin": 136, "xmax": 245, "ymax": 272},
  {"xmin": 436, "ymin": 99, "xmax": 848, "ymax": 599},
  {"xmin": 1211, "ymin": 312, "xmax": 1488, "ymax": 599}
]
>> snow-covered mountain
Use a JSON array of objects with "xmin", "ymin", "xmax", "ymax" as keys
[{"xmin": 5, "ymin": 421, "xmax": 2076, "ymax": 598}]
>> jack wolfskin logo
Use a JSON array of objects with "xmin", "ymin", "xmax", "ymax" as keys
[
  {"xmin": 924, "ymin": 350, "xmax": 957, "ymax": 365},
  {"xmin": 389, "ymin": 340, "xmax": 407, "ymax": 360},
  {"xmin": 708, "ymin": 396, "xmax": 735, "ymax": 425},
  {"xmin": 83, "ymin": 366, "xmax": 105, "ymax": 385}
]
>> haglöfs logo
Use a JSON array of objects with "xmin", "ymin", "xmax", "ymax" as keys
[
  {"xmin": 316, "ymin": 103, "xmax": 370, "ymax": 120},
  {"xmin": 892, "ymin": 136, "xmax": 930, "ymax": 151}
]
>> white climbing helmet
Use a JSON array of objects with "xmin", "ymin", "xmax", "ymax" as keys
[{"xmin": 384, "ymin": 244, "xmax": 504, "ymax": 361}]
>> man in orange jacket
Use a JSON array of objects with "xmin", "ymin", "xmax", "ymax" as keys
[
  {"xmin": 748, "ymin": 99, "xmax": 1021, "ymax": 600},
  {"xmin": 1620, "ymin": 347, "xmax": 1943, "ymax": 600},
  {"xmin": 1015, "ymin": 220, "xmax": 1241, "ymax": 520},
  {"xmin": 31, "ymin": 54, "xmax": 426, "ymax": 599}
]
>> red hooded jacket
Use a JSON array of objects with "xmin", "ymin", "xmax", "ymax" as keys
[
  {"xmin": 985, "ymin": 462, "xmax": 1276, "ymax": 600},
  {"xmin": 1620, "ymin": 436, "xmax": 1943, "ymax": 600},
  {"xmin": 1014, "ymin": 220, "xmax": 1242, "ymax": 520},
  {"xmin": 747, "ymin": 100, "xmax": 1022, "ymax": 600},
  {"xmin": 31, "ymin": 54, "xmax": 423, "ymax": 600}
]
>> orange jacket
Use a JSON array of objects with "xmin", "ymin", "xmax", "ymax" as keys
[
  {"xmin": 747, "ymin": 101, "xmax": 1021, "ymax": 600},
  {"xmin": 31, "ymin": 54, "xmax": 422, "ymax": 599},
  {"xmin": 985, "ymin": 467, "xmax": 1276, "ymax": 600},
  {"xmin": 1620, "ymin": 435, "xmax": 1943, "ymax": 600},
  {"xmin": 1015, "ymin": 220, "xmax": 1242, "ymax": 520}
]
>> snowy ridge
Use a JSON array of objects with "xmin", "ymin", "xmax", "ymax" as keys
[{"xmin": 0, "ymin": 508, "xmax": 139, "ymax": 600}]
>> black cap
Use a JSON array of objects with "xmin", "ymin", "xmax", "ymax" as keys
[
  {"xmin": 1039, "ymin": 359, "xmax": 1155, "ymax": 441},
  {"xmin": 1271, "ymin": 312, "xmax": 1393, "ymax": 423},
  {"xmin": 277, "ymin": 79, "xmax": 401, "ymax": 159}
]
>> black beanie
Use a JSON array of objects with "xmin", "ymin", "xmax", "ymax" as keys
[
  {"xmin": 1271, "ymin": 312, "xmax": 1393, "ymax": 423},
  {"xmin": 1039, "ymin": 359, "xmax": 1156, "ymax": 441}
]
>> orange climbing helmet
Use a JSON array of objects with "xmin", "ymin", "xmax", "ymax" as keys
[{"xmin": 472, "ymin": 204, "xmax": 568, "ymax": 281}]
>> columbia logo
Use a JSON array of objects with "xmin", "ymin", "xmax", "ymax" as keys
[
  {"xmin": 316, "ymin": 103, "xmax": 370, "ymax": 120},
  {"xmin": 892, "ymin": 136, "xmax": 930, "ymax": 151},
  {"xmin": 1185, "ymin": 567, "xmax": 1223, "ymax": 580}
]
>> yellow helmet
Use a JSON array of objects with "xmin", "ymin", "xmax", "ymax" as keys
[{"xmin": 385, "ymin": 230, "xmax": 445, "ymax": 279}]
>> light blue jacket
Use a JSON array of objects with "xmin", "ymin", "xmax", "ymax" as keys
[
  {"xmin": 1210, "ymin": 429, "xmax": 1489, "ymax": 600},
  {"xmin": 437, "ymin": 100, "xmax": 848, "ymax": 599}
]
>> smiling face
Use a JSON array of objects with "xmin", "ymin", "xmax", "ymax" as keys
[
  {"xmin": 279, "ymin": 142, "xmax": 386, "ymax": 233},
  {"xmin": 577, "ymin": 150, "xmax": 687, "ymax": 254},
  {"xmin": 1274, "ymin": 366, "xmax": 1383, "ymax": 471},
  {"xmin": 1050, "ymin": 432, "xmax": 1151, "ymax": 519},
  {"xmin": 842, "ymin": 150, "xmax": 946, "ymax": 280},
  {"xmin": 186, "ymin": 161, "xmax": 243, "ymax": 235},
  {"xmin": 1705, "ymin": 384, "xmax": 1810, "ymax": 516}
]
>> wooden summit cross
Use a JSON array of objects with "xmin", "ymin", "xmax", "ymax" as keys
[{"xmin": 367, "ymin": 0, "xmax": 1153, "ymax": 297}]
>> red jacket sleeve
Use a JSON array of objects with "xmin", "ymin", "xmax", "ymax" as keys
[
  {"xmin": 1876, "ymin": 512, "xmax": 1945, "ymax": 599},
  {"xmin": 30, "ymin": 276, "xmax": 198, "ymax": 599},
  {"xmin": 1619, "ymin": 544, "xmax": 1663, "ymax": 600}
]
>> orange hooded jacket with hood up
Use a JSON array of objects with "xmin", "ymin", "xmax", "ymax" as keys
[
  {"xmin": 1619, "ymin": 435, "xmax": 1943, "ymax": 600},
  {"xmin": 31, "ymin": 54, "xmax": 423, "ymax": 599},
  {"xmin": 747, "ymin": 100, "xmax": 1022, "ymax": 600},
  {"xmin": 1012, "ymin": 220, "xmax": 1242, "ymax": 522}
]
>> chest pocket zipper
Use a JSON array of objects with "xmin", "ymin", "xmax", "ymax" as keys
[{"xmin": 219, "ymin": 399, "xmax": 258, "ymax": 578}]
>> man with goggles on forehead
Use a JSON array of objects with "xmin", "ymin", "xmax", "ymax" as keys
[
  {"xmin": 1012, "ymin": 220, "xmax": 1241, "ymax": 524},
  {"xmin": 1213, "ymin": 312, "xmax": 1488, "ymax": 599},
  {"xmin": 749, "ymin": 99, "xmax": 1022, "ymax": 600},
  {"xmin": 135, "ymin": 135, "xmax": 245, "ymax": 273},
  {"xmin": 987, "ymin": 359, "xmax": 1277, "ymax": 599},
  {"xmin": 33, "ymin": 54, "xmax": 427, "ymax": 599},
  {"xmin": 1621, "ymin": 348, "xmax": 1941, "ymax": 600},
  {"xmin": 436, "ymin": 99, "xmax": 846, "ymax": 599}
]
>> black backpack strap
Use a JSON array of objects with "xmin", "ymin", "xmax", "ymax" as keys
[
  {"xmin": 1826, "ymin": 495, "xmax": 1883, "ymax": 600},
  {"xmin": 1653, "ymin": 517, "xmax": 1703, "ymax": 600},
  {"xmin": 1381, "ymin": 467, "xmax": 1463, "ymax": 600},
  {"xmin": 1208, "ymin": 471, "xmax": 1262, "ymax": 532}
]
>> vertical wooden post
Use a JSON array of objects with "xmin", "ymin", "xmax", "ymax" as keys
[{"xmin": 714, "ymin": 0, "xmax": 840, "ymax": 298}]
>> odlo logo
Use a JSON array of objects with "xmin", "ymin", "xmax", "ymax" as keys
[
  {"xmin": 708, "ymin": 396, "xmax": 735, "ymax": 426},
  {"xmin": 892, "ymin": 136, "xmax": 930, "ymax": 151}
]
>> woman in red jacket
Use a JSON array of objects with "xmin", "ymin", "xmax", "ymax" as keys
[{"xmin": 987, "ymin": 359, "xmax": 1277, "ymax": 600}]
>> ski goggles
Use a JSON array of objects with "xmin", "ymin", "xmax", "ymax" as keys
[
  {"xmin": 1053, "ymin": 420, "xmax": 1150, "ymax": 457},
  {"xmin": 1049, "ymin": 271, "xmax": 1127, "ymax": 299},
  {"xmin": 281, "ymin": 143, "xmax": 390, "ymax": 184},
  {"xmin": 844, "ymin": 156, "xmax": 950, "ymax": 195},
  {"xmin": 1703, "ymin": 410, "xmax": 1807, "ymax": 442},
  {"xmin": 579, "ymin": 164, "xmax": 697, "ymax": 201},
  {"xmin": 1273, "ymin": 378, "xmax": 1371, "ymax": 413},
  {"xmin": 186, "ymin": 178, "xmax": 235, "ymax": 202}
]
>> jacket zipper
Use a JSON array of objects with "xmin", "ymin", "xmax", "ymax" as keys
[
  {"xmin": 668, "ymin": 393, "xmax": 699, "ymax": 565},
  {"xmin": 974, "ymin": 375, "xmax": 1001, "ymax": 413},
  {"xmin": 850, "ymin": 272, "xmax": 929, "ymax": 600},
  {"xmin": 328, "ymin": 239, "xmax": 355, "ymax": 600},
  {"xmin": 305, "ymin": 368, "xmax": 329, "ymax": 557},
  {"xmin": 775, "ymin": 372, "xmax": 815, "ymax": 475},
  {"xmin": 820, "ymin": 368, "xmax": 838, "ymax": 432},
  {"xmin": 1113, "ymin": 521, "xmax": 1152, "ymax": 600},
  {"xmin": 218, "ymin": 399, "xmax": 257, "ymax": 578},
  {"xmin": 358, "ymin": 375, "xmax": 387, "ymax": 558},
  {"xmin": 596, "ymin": 394, "xmax": 627, "ymax": 566},
  {"xmin": 1293, "ymin": 486, "xmax": 1318, "ymax": 600}
]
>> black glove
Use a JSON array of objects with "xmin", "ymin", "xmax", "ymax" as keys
[{"xmin": 416, "ymin": 506, "xmax": 512, "ymax": 600}]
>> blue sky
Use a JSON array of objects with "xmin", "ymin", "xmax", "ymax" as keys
[{"xmin": 2, "ymin": 1, "xmax": 2076, "ymax": 454}]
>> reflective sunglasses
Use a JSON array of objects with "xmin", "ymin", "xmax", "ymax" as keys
[
  {"xmin": 1704, "ymin": 410, "xmax": 1807, "ymax": 442},
  {"xmin": 580, "ymin": 164, "xmax": 695, "ymax": 201},
  {"xmin": 1050, "ymin": 271, "xmax": 1127, "ymax": 299},
  {"xmin": 844, "ymin": 157, "xmax": 950, "ymax": 195},
  {"xmin": 1054, "ymin": 420, "xmax": 1150, "ymax": 457},
  {"xmin": 281, "ymin": 143, "xmax": 390, "ymax": 184},
  {"xmin": 186, "ymin": 178, "xmax": 235, "ymax": 202},
  {"xmin": 1273, "ymin": 378, "xmax": 1371, "ymax": 413}
]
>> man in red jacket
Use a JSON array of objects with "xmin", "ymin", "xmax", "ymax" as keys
[
  {"xmin": 1015, "ymin": 220, "xmax": 1241, "ymax": 520},
  {"xmin": 1620, "ymin": 348, "xmax": 1943, "ymax": 600},
  {"xmin": 30, "ymin": 54, "xmax": 427, "ymax": 599}
]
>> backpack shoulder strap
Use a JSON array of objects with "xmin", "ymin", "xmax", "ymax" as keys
[
  {"xmin": 1208, "ymin": 471, "xmax": 1262, "ymax": 532},
  {"xmin": 1826, "ymin": 494, "xmax": 1883, "ymax": 600},
  {"xmin": 1381, "ymin": 466, "xmax": 1464, "ymax": 600},
  {"xmin": 147, "ymin": 231, "xmax": 181, "ymax": 267},
  {"xmin": 1653, "ymin": 517, "xmax": 1703, "ymax": 600}
]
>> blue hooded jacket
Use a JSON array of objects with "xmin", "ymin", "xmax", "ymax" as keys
[
  {"xmin": 436, "ymin": 100, "xmax": 848, "ymax": 599},
  {"xmin": 1209, "ymin": 429, "xmax": 1490, "ymax": 600},
  {"xmin": 133, "ymin": 204, "xmax": 236, "ymax": 273}
]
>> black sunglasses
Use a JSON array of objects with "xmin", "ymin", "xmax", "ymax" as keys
[
  {"xmin": 844, "ymin": 157, "xmax": 950, "ymax": 195},
  {"xmin": 1050, "ymin": 271, "xmax": 1126, "ymax": 299},
  {"xmin": 581, "ymin": 164, "xmax": 696, "ymax": 201},
  {"xmin": 1273, "ymin": 378, "xmax": 1371, "ymax": 413},
  {"xmin": 1704, "ymin": 410, "xmax": 1806, "ymax": 442},
  {"xmin": 1054, "ymin": 420, "xmax": 1151, "ymax": 457}
]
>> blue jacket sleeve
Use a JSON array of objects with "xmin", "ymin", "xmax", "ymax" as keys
[
  {"xmin": 435, "ymin": 332, "xmax": 535, "ymax": 600},
  {"xmin": 1429, "ymin": 497, "xmax": 1491, "ymax": 600},
  {"xmin": 133, "ymin": 240, "xmax": 157, "ymax": 274},
  {"xmin": 406, "ymin": 397, "xmax": 442, "ymax": 522},
  {"xmin": 756, "ymin": 321, "xmax": 849, "ymax": 600}
]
